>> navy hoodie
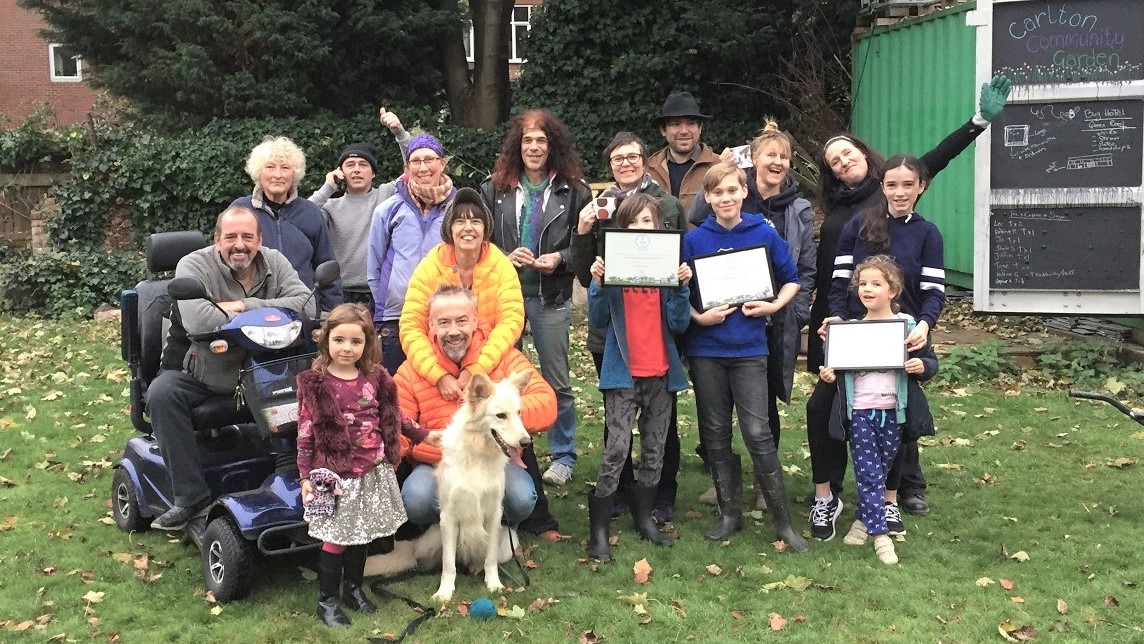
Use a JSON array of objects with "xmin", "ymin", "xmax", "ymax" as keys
[{"xmin": 682, "ymin": 213, "xmax": 799, "ymax": 358}]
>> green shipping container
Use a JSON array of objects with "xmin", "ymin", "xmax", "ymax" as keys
[{"xmin": 851, "ymin": 2, "xmax": 978, "ymax": 288}]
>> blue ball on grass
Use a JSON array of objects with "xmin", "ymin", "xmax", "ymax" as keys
[{"xmin": 469, "ymin": 597, "xmax": 497, "ymax": 621}]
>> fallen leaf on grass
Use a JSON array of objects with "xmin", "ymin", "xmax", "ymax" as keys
[
  {"xmin": 768, "ymin": 612, "xmax": 786, "ymax": 630},
  {"xmin": 0, "ymin": 476, "xmax": 15, "ymax": 487},
  {"xmin": 1108, "ymin": 457, "xmax": 1135, "ymax": 469},
  {"xmin": 772, "ymin": 540, "xmax": 788, "ymax": 552},
  {"xmin": 504, "ymin": 605, "xmax": 526, "ymax": 619},
  {"xmin": 998, "ymin": 620, "xmax": 1037, "ymax": 641},
  {"xmin": 1000, "ymin": 579, "xmax": 1015, "ymax": 590},
  {"xmin": 685, "ymin": 510, "xmax": 703, "ymax": 519},
  {"xmin": 1011, "ymin": 551, "xmax": 1030, "ymax": 562},
  {"xmin": 298, "ymin": 566, "xmax": 317, "ymax": 581},
  {"xmin": 528, "ymin": 597, "xmax": 558, "ymax": 612},
  {"xmin": 936, "ymin": 463, "xmax": 963, "ymax": 471},
  {"xmin": 578, "ymin": 630, "xmax": 600, "ymax": 644},
  {"xmin": 210, "ymin": 606, "xmax": 223, "ymax": 616},
  {"xmin": 1011, "ymin": 596, "xmax": 1025, "ymax": 603},
  {"xmin": 633, "ymin": 558, "xmax": 652, "ymax": 584},
  {"xmin": 730, "ymin": 610, "xmax": 745, "ymax": 620},
  {"xmin": 976, "ymin": 577, "xmax": 996, "ymax": 587},
  {"xmin": 1104, "ymin": 595, "xmax": 1119, "ymax": 607},
  {"xmin": 1056, "ymin": 598, "xmax": 1069, "ymax": 614},
  {"xmin": 761, "ymin": 575, "xmax": 813, "ymax": 593},
  {"xmin": 82, "ymin": 591, "xmax": 104, "ymax": 603},
  {"xmin": 706, "ymin": 564, "xmax": 722, "ymax": 575},
  {"xmin": 668, "ymin": 599, "xmax": 685, "ymax": 616},
  {"xmin": 618, "ymin": 592, "xmax": 648, "ymax": 607}
]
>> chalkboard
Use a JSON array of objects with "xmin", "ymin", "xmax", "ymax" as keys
[
  {"xmin": 990, "ymin": 99, "xmax": 1143, "ymax": 189},
  {"xmin": 992, "ymin": 0, "xmax": 1144, "ymax": 84},
  {"xmin": 989, "ymin": 206, "xmax": 1140, "ymax": 290}
]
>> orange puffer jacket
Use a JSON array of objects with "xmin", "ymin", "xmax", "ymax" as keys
[
  {"xmin": 394, "ymin": 327, "xmax": 556, "ymax": 465},
  {"xmin": 399, "ymin": 242, "xmax": 524, "ymax": 386}
]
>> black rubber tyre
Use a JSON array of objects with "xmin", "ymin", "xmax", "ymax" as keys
[
  {"xmin": 111, "ymin": 468, "xmax": 150, "ymax": 533},
  {"xmin": 201, "ymin": 517, "xmax": 256, "ymax": 602}
]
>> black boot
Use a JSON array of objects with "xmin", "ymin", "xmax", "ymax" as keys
[
  {"xmin": 341, "ymin": 545, "xmax": 377, "ymax": 614},
  {"xmin": 587, "ymin": 492, "xmax": 613, "ymax": 561},
  {"xmin": 756, "ymin": 467, "xmax": 812, "ymax": 553},
  {"xmin": 705, "ymin": 455, "xmax": 743, "ymax": 541},
  {"xmin": 630, "ymin": 484, "xmax": 673, "ymax": 546},
  {"xmin": 317, "ymin": 550, "xmax": 351, "ymax": 627}
]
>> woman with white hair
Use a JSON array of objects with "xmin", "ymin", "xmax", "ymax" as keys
[{"xmin": 231, "ymin": 135, "xmax": 343, "ymax": 310}]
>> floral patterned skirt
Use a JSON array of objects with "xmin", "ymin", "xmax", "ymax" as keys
[{"xmin": 306, "ymin": 465, "xmax": 407, "ymax": 546}]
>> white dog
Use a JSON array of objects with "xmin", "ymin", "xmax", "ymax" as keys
[
  {"xmin": 362, "ymin": 372, "xmax": 533, "ymax": 592},
  {"xmin": 430, "ymin": 370, "xmax": 533, "ymax": 601}
]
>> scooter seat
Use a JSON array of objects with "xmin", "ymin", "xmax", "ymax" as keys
[{"xmin": 191, "ymin": 395, "xmax": 254, "ymax": 432}]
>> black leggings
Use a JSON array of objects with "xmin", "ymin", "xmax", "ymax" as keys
[{"xmin": 592, "ymin": 351, "xmax": 680, "ymax": 509}]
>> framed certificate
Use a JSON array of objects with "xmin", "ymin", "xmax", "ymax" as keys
[
  {"xmin": 602, "ymin": 229, "xmax": 683, "ymax": 287},
  {"xmin": 690, "ymin": 244, "xmax": 776, "ymax": 310},
  {"xmin": 824, "ymin": 319, "xmax": 909, "ymax": 370}
]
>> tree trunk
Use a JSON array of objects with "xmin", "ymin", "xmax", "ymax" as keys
[{"xmin": 434, "ymin": 0, "xmax": 513, "ymax": 129}]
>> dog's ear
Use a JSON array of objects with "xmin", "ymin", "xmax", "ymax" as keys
[
  {"xmin": 507, "ymin": 370, "xmax": 532, "ymax": 394},
  {"xmin": 466, "ymin": 373, "xmax": 494, "ymax": 404}
]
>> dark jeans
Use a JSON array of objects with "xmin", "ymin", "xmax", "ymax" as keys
[
  {"xmin": 516, "ymin": 444, "xmax": 560, "ymax": 535},
  {"xmin": 688, "ymin": 356, "xmax": 776, "ymax": 463},
  {"xmin": 146, "ymin": 370, "xmax": 222, "ymax": 507},
  {"xmin": 806, "ymin": 378, "xmax": 927, "ymax": 496},
  {"xmin": 343, "ymin": 289, "xmax": 375, "ymax": 313},
  {"xmin": 376, "ymin": 320, "xmax": 405, "ymax": 376},
  {"xmin": 592, "ymin": 351, "xmax": 680, "ymax": 509}
]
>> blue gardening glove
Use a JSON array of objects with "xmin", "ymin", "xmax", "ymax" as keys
[{"xmin": 979, "ymin": 74, "xmax": 1012, "ymax": 121}]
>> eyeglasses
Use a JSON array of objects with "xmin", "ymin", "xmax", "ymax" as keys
[
  {"xmin": 408, "ymin": 156, "xmax": 442, "ymax": 168},
  {"xmin": 609, "ymin": 153, "xmax": 642, "ymax": 166}
]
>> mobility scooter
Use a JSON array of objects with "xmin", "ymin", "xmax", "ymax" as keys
[{"xmin": 111, "ymin": 230, "xmax": 337, "ymax": 601}]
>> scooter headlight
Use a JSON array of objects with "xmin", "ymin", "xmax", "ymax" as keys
[{"xmin": 240, "ymin": 320, "xmax": 302, "ymax": 349}]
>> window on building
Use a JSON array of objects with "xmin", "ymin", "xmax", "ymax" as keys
[
  {"xmin": 49, "ymin": 44, "xmax": 82, "ymax": 82},
  {"xmin": 509, "ymin": 5, "xmax": 532, "ymax": 63},
  {"xmin": 464, "ymin": 5, "xmax": 533, "ymax": 64}
]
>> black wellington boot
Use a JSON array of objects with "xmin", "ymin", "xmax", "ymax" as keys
[
  {"xmin": 587, "ymin": 492, "xmax": 614, "ymax": 561},
  {"xmin": 341, "ymin": 545, "xmax": 377, "ymax": 614},
  {"xmin": 630, "ymin": 484, "xmax": 673, "ymax": 546},
  {"xmin": 317, "ymin": 550, "xmax": 351, "ymax": 627},
  {"xmin": 756, "ymin": 466, "xmax": 812, "ymax": 553},
  {"xmin": 705, "ymin": 455, "xmax": 743, "ymax": 541}
]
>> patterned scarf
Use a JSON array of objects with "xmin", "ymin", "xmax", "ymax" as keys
[
  {"xmin": 602, "ymin": 173, "xmax": 652, "ymax": 200},
  {"xmin": 517, "ymin": 174, "xmax": 550, "ymax": 297},
  {"xmin": 408, "ymin": 174, "xmax": 455, "ymax": 214}
]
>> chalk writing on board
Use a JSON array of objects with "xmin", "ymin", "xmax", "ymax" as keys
[
  {"xmin": 990, "ymin": 100, "xmax": 1143, "ymax": 189},
  {"xmin": 990, "ymin": 207, "xmax": 1140, "ymax": 290},
  {"xmin": 993, "ymin": 0, "xmax": 1144, "ymax": 83}
]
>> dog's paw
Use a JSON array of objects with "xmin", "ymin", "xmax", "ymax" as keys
[
  {"xmin": 431, "ymin": 585, "xmax": 454, "ymax": 603},
  {"xmin": 484, "ymin": 576, "xmax": 503, "ymax": 594}
]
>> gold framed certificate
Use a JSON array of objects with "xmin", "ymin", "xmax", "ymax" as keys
[
  {"xmin": 690, "ymin": 244, "xmax": 776, "ymax": 311},
  {"xmin": 824, "ymin": 319, "xmax": 909, "ymax": 370},
  {"xmin": 601, "ymin": 229, "xmax": 683, "ymax": 287}
]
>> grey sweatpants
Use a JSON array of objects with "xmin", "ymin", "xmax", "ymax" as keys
[{"xmin": 595, "ymin": 376, "xmax": 673, "ymax": 497}]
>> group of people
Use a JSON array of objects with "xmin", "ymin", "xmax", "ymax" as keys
[{"xmin": 144, "ymin": 77, "xmax": 1012, "ymax": 624}]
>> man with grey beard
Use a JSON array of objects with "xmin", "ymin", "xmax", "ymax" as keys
[
  {"xmin": 393, "ymin": 285, "xmax": 562, "ymax": 539},
  {"xmin": 148, "ymin": 207, "xmax": 312, "ymax": 530}
]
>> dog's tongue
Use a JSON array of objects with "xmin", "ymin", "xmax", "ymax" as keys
[{"xmin": 508, "ymin": 446, "xmax": 526, "ymax": 469}]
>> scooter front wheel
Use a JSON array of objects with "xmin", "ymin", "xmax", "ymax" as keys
[
  {"xmin": 201, "ymin": 516, "xmax": 255, "ymax": 602},
  {"xmin": 111, "ymin": 468, "xmax": 150, "ymax": 533}
]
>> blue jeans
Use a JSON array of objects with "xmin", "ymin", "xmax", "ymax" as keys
[
  {"xmin": 524, "ymin": 296, "xmax": 576, "ymax": 468},
  {"xmin": 376, "ymin": 320, "xmax": 405, "ymax": 376},
  {"xmin": 401, "ymin": 463, "xmax": 537, "ymax": 526},
  {"xmin": 689, "ymin": 356, "xmax": 776, "ymax": 463}
]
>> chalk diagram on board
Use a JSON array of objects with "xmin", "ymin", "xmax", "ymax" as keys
[{"xmin": 1002, "ymin": 104, "xmax": 1137, "ymax": 174}]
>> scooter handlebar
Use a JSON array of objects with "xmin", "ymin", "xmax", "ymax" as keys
[{"xmin": 1069, "ymin": 389, "xmax": 1144, "ymax": 425}]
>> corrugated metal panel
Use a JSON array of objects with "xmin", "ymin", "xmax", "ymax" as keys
[{"xmin": 852, "ymin": 3, "xmax": 978, "ymax": 287}]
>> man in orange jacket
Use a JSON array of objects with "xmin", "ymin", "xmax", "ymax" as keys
[{"xmin": 394, "ymin": 285, "xmax": 561, "ymax": 537}]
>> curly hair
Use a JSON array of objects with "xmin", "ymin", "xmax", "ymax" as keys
[
  {"xmin": 312, "ymin": 303, "xmax": 381, "ymax": 374},
  {"xmin": 490, "ymin": 109, "xmax": 584, "ymax": 189},
  {"xmin": 245, "ymin": 136, "xmax": 307, "ymax": 188},
  {"xmin": 851, "ymin": 254, "xmax": 904, "ymax": 314}
]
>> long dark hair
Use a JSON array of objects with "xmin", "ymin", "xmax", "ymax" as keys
[
  {"xmin": 491, "ymin": 109, "xmax": 584, "ymax": 189},
  {"xmin": 814, "ymin": 133, "xmax": 885, "ymax": 211},
  {"xmin": 858, "ymin": 154, "xmax": 929, "ymax": 253}
]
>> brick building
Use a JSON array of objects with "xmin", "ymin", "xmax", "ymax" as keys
[{"xmin": 0, "ymin": 0, "xmax": 99, "ymax": 127}]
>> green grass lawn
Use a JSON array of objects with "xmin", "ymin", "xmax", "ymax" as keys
[{"xmin": 0, "ymin": 316, "xmax": 1141, "ymax": 643}]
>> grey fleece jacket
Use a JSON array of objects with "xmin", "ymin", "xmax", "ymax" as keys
[{"xmin": 176, "ymin": 246, "xmax": 313, "ymax": 393}]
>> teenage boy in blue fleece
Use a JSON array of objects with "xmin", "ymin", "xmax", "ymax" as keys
[
  {"xmin": 682, "ymin": 161, "xmax": 810, "ymax": 553},
  {"xmin": 583, "ymin": 193, "xmax": 692, "ymax": 562}
]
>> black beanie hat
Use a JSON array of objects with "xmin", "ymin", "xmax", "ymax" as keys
[{"xmin": 338, "ymin": 142, "xmax": 378, "ymax": 172}]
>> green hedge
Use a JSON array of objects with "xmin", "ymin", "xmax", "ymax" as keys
[
  {"xmin": 47, "ymin": 107, "xmax": 506, "ymax": 250},
  {"xmin": 0, "ymin": 248, "xmax": 145, "ymax": 319}
]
